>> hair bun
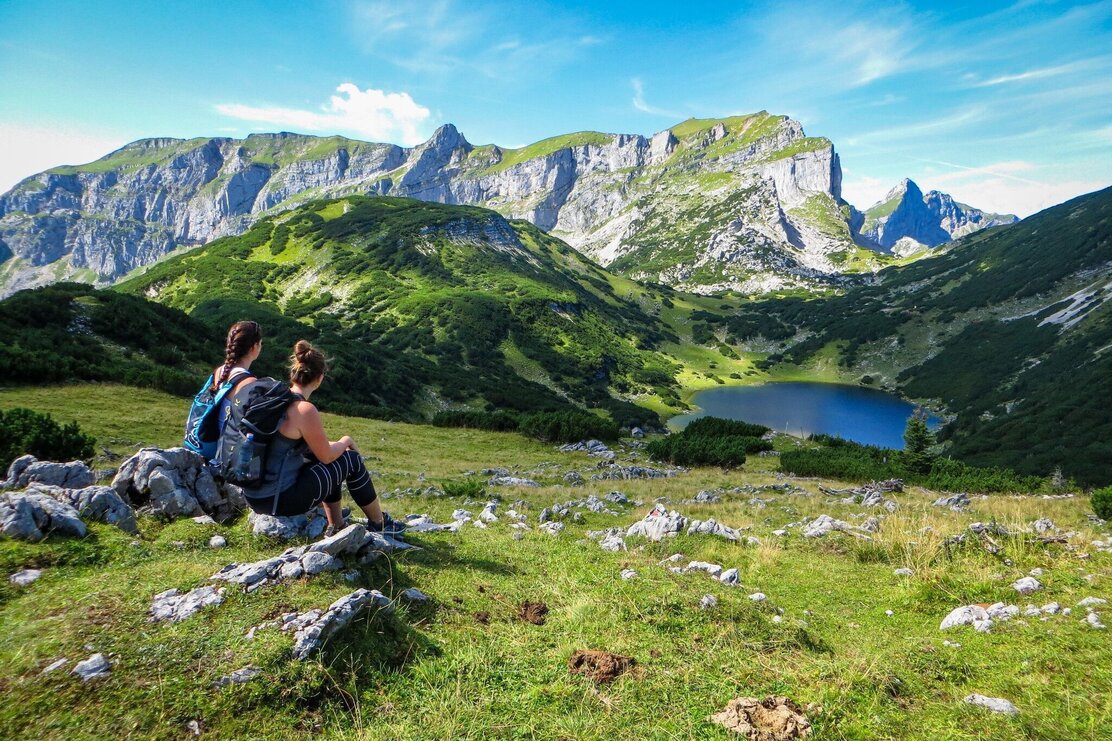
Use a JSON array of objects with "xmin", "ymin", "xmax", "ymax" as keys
[{"xmin": 293, "ymin": 340, "xmax": 313, "ymax": 363}]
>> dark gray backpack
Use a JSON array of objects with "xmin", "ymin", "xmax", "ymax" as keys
[{"xmin": 215, "ymin": 378, "xmax": 301, "ymax": 487}]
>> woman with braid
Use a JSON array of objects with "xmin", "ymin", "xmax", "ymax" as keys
[
  {"xmin": 215, "ymin": 319, "xmax": 263, "ymax": 400},
  {"xmin": 238, "ymin": 340, "xmax": 406, "ymax": 537},
  {"xmin": 183, "ymin": 320, "xmax": 263, "ymax": 459}
]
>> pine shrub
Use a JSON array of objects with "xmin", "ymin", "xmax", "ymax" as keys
[
  {"xmin": 0, "ymin": 408, "xmax": 95, "ymax": 472},
  {"xmin": 1092, "ymin": 486, "xmax": 1112, "ymax": 520}
]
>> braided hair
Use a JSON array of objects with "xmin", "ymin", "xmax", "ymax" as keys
[{"xmin": 213, "ymin": 320, "xmax": 262, "ymax": 390}]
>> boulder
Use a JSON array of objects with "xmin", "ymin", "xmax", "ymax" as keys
[
  {"xmin": 627, "ymin": 506, "xmax": 687, "ymax": 541},
  {"xmin": 113, "ymin": 448, "xmax": 244, "ymax": 521},
  {"xmin": 1011, "ymin": 576, "xmax": 1041, "ymax": 595},
  {"xmin": 802, "ymin": 514, "xmax": 862, "ymax": 538},
  {"xmin": 288, "ymin": 588, "xmax": 392, "ymax": 660},
  {"xmin": 149, "ymin": 586, "xmax": 226, "ymax": 623},
  {"xmin": 940, "ymin": 605, "xmax": 990, "ymax": 631},
  {"xmin": 964, "ymin": 694, "xmax": 1018, "ymax": 716},
  {"xmin": 489, "ymin": 475, "xmax": 540, "ymax": 487},
  {"xmin": 247, "ymin": 508, "xmax": 328, "ymax": 539},
  {"xmin": 687, "ymin": 518, "xmax": 741, "ymax": 541},
  {"xmin": 0, "ymin": 492, "xmax": 86, "ymax": 541},
  {"xmin": 4, "ymin": 455, "xmax": 96, "ymax": 490},
  {"xmin": 23, "ymin": 483, "xmax": 137, "ymax": 533}
]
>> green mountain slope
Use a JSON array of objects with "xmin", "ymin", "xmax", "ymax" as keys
[
  {"xmin": 711, "ymin": 186, "xmax": 1112, "ymax": 483},
  {"xmin": 104, "ymin": 195, "xmax": 685, "ymax": 426}
]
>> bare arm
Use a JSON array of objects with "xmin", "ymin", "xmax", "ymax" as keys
[{"xmin": 292, "ymin": 402, "xmax": 351, "ymax": 464}]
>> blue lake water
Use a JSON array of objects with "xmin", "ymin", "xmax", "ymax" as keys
[{"xmin": 669, "ymin": 382, "xmax": 941, "ymax": 449}]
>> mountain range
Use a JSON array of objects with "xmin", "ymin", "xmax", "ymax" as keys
[{"xmin": 0, "ymin": 113, "xmax": 1013, "ymax": 297}]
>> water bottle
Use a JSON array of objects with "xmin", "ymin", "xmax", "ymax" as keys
[{"xmin": 234, "ymin": 433, "xmax": 259, "ymax": 481}]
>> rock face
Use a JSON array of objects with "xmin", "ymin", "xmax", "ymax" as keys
[
  {"xmin": 4, "ymin": 455, "xmax": 96, "ymax": 490},
  {"xmin": 1, "ymin": 112, "xmax": 891, "ymax": 296},
  {"xmin": 0, "ymin": 492, "xmax": 86, "ymax": 540},
  {"xmin": 856, "ymin": 179, "xmax": 1018, "ymax": 256},
  {"xmin": 24, "ymin": 483, "xmax": 138, "ymax": 533},
  {"xmin": 112, "ymin": 448, "xmax": 244, "ymax": 521}
]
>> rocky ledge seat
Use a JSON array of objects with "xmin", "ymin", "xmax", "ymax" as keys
[{"xmin": 112, "ymin": 447, "xmax": 244, "ymax": 522}]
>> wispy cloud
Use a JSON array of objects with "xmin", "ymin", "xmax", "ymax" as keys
[
  {"xmin": 967, "ymin": 59, "xmax": 1101, "ymax": 87},
  {"xmin": 631, "ymin": 78, "xmax": 681, "ymax": 118},
  {"xmin": 215, "ymin": 83, "xmax": 432, "ymax": 145},
  {"xmin": 844, "ymin": 107, "xmax": 986, "ymax": 146}
]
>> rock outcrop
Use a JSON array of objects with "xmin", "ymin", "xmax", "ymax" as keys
[
  {"xmin": 0, "ymin": 491, "xmax": 86, "ymax": 541},
  {"xmin": 112, "ymin": 448, "xmax": 244, "ymax": 521},
  {"xmin": 0, "ymin": 112, "xmax": 887, "ymax": 296},
  {"xmin": 4, "ymin": 455, "xmax": 96, "ymax": 490}
]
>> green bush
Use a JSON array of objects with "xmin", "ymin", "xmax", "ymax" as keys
[
  {"xmin": 518, "ymin": 410, "xmax": 619, "ymax": 443},
  {"xmin": 1092, "ymin": 486, "xmax": 1112, "ymax": 520},
  {"xmin": 684, "ymin": 417, "xmax": 769, "ymax": 439},
  {"xmin": 440, "ymin": 478, "xmax": 487, "ymax": 498},
  {"xmin": 0, "ymin": 408, "xmax": 96, "ymax": 472},
  {"xmin": 432, "ymin": 410, "xmax": 520, "ymax": 432},
  {"xmin": 646, "ymin": 415, "xmax": 772, "ymax": 468}
]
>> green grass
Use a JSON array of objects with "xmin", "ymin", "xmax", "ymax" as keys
[
  {"xmin": 1, "ymin": 384, "xmax": 1108, "ymax": 739},
  {"xmin": 479, "ymin": 132, "xmax": 616, "ymax": 175},
  {"xmin": 47, "ymin": 138, "xmax": 210, "ymax": 175}
]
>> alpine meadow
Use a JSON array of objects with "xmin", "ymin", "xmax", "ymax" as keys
[{"xmin": 1, "ymin": 2, "xmax": 1110, "ymax": 739}]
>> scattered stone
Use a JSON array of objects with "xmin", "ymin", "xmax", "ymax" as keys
[
  {"xmin": 113, "ymin": 447, "xmax": 243, "ymax": 521},
  {"xmin": 627, "ymin": 506, "xmax": 687, "ymax": 541},
  {"xmin": 563, "ymin": 471, "xmax": 584, "ymax": 486},
  {"xmin": 987, "ymin": 603, "xmax": 1020, "ymax": 620},
  {"xmin": 773, "ymin": 529, "xmax": 788, "ymax": 537},
  {"xmin": 1028, "ymin": 567, "xmax": 1044, "ymax": 577},
  {"xmin": 1012, "ymin": 576, "xmax": 1042, "ymax": 595},
  {"xmin": 1077, "ymin": 596, "xmax": 1106, "ymax": 607},
  {"xmin": 801, "ymin": 514, "xmax": 864, "ymax": 539},
  {"xmin": 9, "ymin": 568, "xmax": 42, "ymax": 586},
  {"xmin": 519, "ymin": 601, "xmax": 549, "ymax": 625},
  {"xmin": 940, "ymin": 605, "xmax": 991, "ymax": 631},
  {"xmin": 964, "ymin": 694, "xmax": 1018, "ymax": 716},
  {"xmin": 558, "ymin": 440, "xmax": 614, "ymax": 459},
  {"xmin": 539, "ymin": 521, "xmax": 565, "ymax": 536},
  {"xmin": 41, "ymin": 658, "xmax": 68, "ymax": 674},
  {"xmin": 620, "ymin": 569, "xmax": 637, "ymax": 580},
  {"xmin": 400, "ymin": 587, "xmax": 430, "ymax": 602},
  {"xmin": 288, "ymin": 589, "xmax": 392, "ymax": 660},
  {"xmin": 720, "ymin": 568, "xmax": 741, "ymax": 586},
  {"xmin": 590, "ymin": 464, "xmax": 679, "ymax": 481},
  {"xmin": 186, "ymin": 720, "xmax": 203, "ymax": 737},
  {"xmin": 604, "ymin": 491, "xmax": 630, "ymax": 505},
  {"xmin": 932, "ymin": 492, "xmax": 971, "ymax": 512},
  {"xmin": 687, "ymin": 518, "xmax": 742, "ymax": 541},
  {"xmin": 71, "ymin": 653, "xmax": 110, "ymax": 681},
  {"xmin": 1031, "ymin": 518, "xmax": 1057, "ymax": 534},
  {"xmin": 0, "ymin": 492, "xmax": 86, "ymax": 541},
  {"xmin": 1085, "ymin": 611, "xmax": 1106, "ymax": 629},
  {"xmin": 659, "ymin": 553, "xmax": 686, "ymax": 564},
  {"xmin": 687, "ymin": 561, "xmax": 724, "ymax": 578},
  {"xmin": 209, "ymin": 535, "xmax": 227, "ymax": 549},
  {"xmin": 213, "ymin": 666, "xmax": 261, "ymax": 688},
  {"xmin": 631, "ymin": 427, "xmax": 645, "ymax": 438},
  {"xmin": 885, "ymin": 610, "xmax": 894, "ymax": 617},
  {"xmin": 749, "ymin": 592, "xmax": 767, "ymax": 602},
  {"xmin": 710, "ymin": 696, "xmax": 813, "ymax": 739},
  {"xmin": 4, "ymin": 455, "xmax": 95, "ymax": 490},
  {"xmin": 479, "ymin": 501, "xmax": 499, "ymax": 522},
  {"xmin": 942, "ymin": 640, "xmax": 961, "ymax": 648},
  {"xmin": 893, "ymin": 568, "xmax": 914, "ymax": 577},
  {"xmin": 600, "ymin": 533, "xmax": 626, "ymax": 552},
  {"xmin": 700, "ymin": 594, "xmax": 718, "ymax": 610},
  {"xmin": 149, "ymin": 586, "xmax": 226, "ymax": 622},
  {"xmin": 568, "ymin": 649, "xmax": 635, "ymax": 684},
  {"xmin": 1041, "ymin": 602, "xmax": 1060, "ymax": 615},
  {"xmin": 301, "ymin": 551, "xmax": 342, "ymax": 576},
  {"xmin": 692, "ymin": 490, "xmax": 722, "ymax": 504},
  {"xmin": 489, "ymin": 476, "xmax": 539, "ymax": 487},
  {"xmin": 192, "ymin": 515, "xmax": 217, "ymax": 526},
  {"xmin": 18, "ymin": 483, "xmax": 138, "ymax": 533}
]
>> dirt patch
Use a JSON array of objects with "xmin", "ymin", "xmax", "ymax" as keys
[
  {"xmin": 473, "ymin": 611, "xmax": 491, "ymax": 625},
  {"xmin": 519, "ymin": 601, "xmax": 549, "ymax": 625},
  {"xmin": 709, "ymin": 696, "xmax": 812, "ymax": 740},
  {"xmin": 568, "ymin": 650, "xmax": 636, "ymax": 684}
]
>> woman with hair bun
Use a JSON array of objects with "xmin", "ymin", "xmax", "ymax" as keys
[{"xmin": 238, "ymin": 340, "xmax": 405, "ymax": 537}]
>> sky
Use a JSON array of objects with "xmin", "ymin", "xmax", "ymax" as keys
[{"xmin": 1, "ymin": 0, "xmax": 1110, "ymax": 217}]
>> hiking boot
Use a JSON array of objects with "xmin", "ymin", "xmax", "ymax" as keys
[{"xmin": 368, "ymin": 512, "xmax": 407, "ymax": 537}]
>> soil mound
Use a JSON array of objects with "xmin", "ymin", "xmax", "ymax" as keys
[
  {"xmin": 568, "ymin": 650, "xmax": 636, "ymax": 684},
  {"xmin": 519, "ymin": 601, "xmax": 548, "ymax": 625},
  {"xmin": 709, "ymin": 696, "xmax": 813, "ymax": 740}
]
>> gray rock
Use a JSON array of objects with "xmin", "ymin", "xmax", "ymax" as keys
[
  {"xmin": 700, "ymin": 594, "xmax": 718, "ymax": 610},
  {"xmin": 940, "ymin": 605, "xmax": 991, "ymax": 631},
  {"xmin": 488, "ymin": 476, "xmax": 539, "ymax": 487},
  {"xmin": 208, "ymin": 535, "xmax": 227, "ymax": 549},
  {"xmin": 932, "ymin": 493, "xmax": 971, "ymax": 511},
  {"xmin": 1012, "ymin": 576, "xmax": 1041, "ymax": 595},
  {"xmin": 686, "ymin": 561, "xmax": 723, "ymax": 578},
  {"xmin": 1077, "ymin": 596, "xmax": 1107, "ymax": 607},
  {"xmin": 307, "ymin": 523, "xmax": 369, "ymax": 556},
  {"xmin": 400, "ymin": 587, "xmax": 430, "ymax": 602},
  {"xmin": 149, "ymin": 585, "xmax": 226, "ymax": 622},
  {"xmin": 562, "ymin": 471, "xmax": 584, "ymax": 486},
  {"xmin": 213, "ymin": 666, "xmax": 261, "ymax": 688},
  {"xmin": 9, "ymin": 568, "xmax": 42, "ymax": 585},
  {"xmin": 247, "ymin": 508, "xmax": 328, "ymax": 539},
  {"xmin": 4, "ymin": 455, "xmax": 95, "ymax": 490},
  {"xmin": 29, "ymin": 484, "xmax": 138, "ymax": 533},
  {"xmin": 590, "ymin": 464, "xmax": 678, "ymax": 481},
  {"xmin": 279, "ymin": 561, "xmax": 304, "ymax": 580},
  {"xmin": 41, "ymin": 658, "xmax": 68, "ymax": 674},
  {"xmin": 1085, "ymin": 611, "xmax": 1106, "ymax": 629},
  {"xmin": 300, "ymin": 551, "xmax": 342, "ymax": 576},
  {"xmin": 749, "ymin": 592, "xmax": 767, "ymax": 602},
  {"xmin": 963, "ymin": 694, "xmax": 1018, "ymax": 716},
  {"xmin": 687, "ymin": 518, "xmax": 741, "ymax": 541},
  {"xmin": 893, "ymin": 568, "xmax": 915, "ymax": 577},
  {"xmin": 599, "ymin": 534, "xmax": 626, "ymax": 552},
  {"xmin": 620, "ymin": 569, "xmax": 637, "ymax": 580},
  {"xmin": 802, "ymin": 514, "xmax": 859, "ymax": 538},
  {"xmin": 1031, "ymin": 518, "xmax": 1057, "ymax": 533},
  {"xmin": 604, "ymin": 491, "xmax": 630, "ymax": 505},
  {"xmin": 627, "ymin": 506, "xmax": 687, "ymax": 541},
  {"xmin": 289, "ymin": 588, "xmax": 392, "ymax": 660},
  {"xmin": 719, "ymin": 568, "xmax": 741, "ymax": 585},
  {"xmin": 0, "ymin": 492, "xmax": 86, "ymax": 540},
  {"xmin": 539, "ymin": 521, "xmax": 565, "ymax": 536},
  {"xmin": 71, "ymin": 653, "xmax": 110, "ymax": 681},
  {"xmin": 113, "ymin": 448, "xmax": 243, "ymax": 521},
  {"xmin": 631, "ymin": 427, "xmax": 644, "ymax": 439}
]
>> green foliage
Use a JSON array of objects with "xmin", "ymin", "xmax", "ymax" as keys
[
  {"xmin": 432, "ymin": 410, "xmax": 520, "ymax": 432},
  {"xmin": 0, "ymin": 407, "xmax": 95, "ymax": 471},
  {"xmin": 1091, "ymin": 486, "xmax": 1112, "ymax": 520},
  {"xmin": 647, "ymin": 415, "xmax": 771, "ymax": 468},
  {"xmin": 518, "ymin": 410, "xmax": 619, "ymax": 443},
  {"xmin": 780, "ymin": 436, "xmax": 1044, "ymax": 493},
  {"xmin": 439, "ymin": 477, "xmax": 487, "ymax": 499},
  {"xmin": 901, "ymin": 409, "xmax": 936, "ymax": 475}
]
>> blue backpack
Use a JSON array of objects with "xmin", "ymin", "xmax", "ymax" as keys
[{"xmin": 183, "ymin": 369, "xmax": 254, "ymax": 461}]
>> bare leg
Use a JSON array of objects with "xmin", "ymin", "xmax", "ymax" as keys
[
  {"xmin": 323, "ymin": 500, "xmax": 343, "ymax": 528},
  {"xmin": 359, "ymin": 498, "xmax": 385, "ymax": 526}
]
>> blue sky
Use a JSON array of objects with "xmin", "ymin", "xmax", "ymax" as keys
[{"xmin": 1, "ymin": 0, "xmax": 1109, "ymax": 215}]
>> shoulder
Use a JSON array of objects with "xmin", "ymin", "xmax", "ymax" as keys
[{"xmin": 290, "ymin": 400, "xmax": 320, "ymax": 418}]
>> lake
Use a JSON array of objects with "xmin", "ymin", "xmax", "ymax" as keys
[{"xmin": 669, "ymin": 382, "xmax": 941, "ymax": 449}]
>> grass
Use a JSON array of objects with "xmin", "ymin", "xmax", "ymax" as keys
[
  {"xmin": 479, "ymin": 132, "xmax": 616, "ymax": 175},
  {"xmin": 0, "ymin": 384, "xmax": 1109, "ymax": 739}
]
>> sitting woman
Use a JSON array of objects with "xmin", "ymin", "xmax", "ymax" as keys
[{"xmin": 241, "ymin": 340, "xmax": 406, "ymax": 537}]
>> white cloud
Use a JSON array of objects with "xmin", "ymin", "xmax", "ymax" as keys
[
  {"xmin": 967, "ymin": 59, "xmax": 1099, "ymax": 87},
  {"xmin": 631, "ymin": 78, "xmax": 681, "ymax": 118},
  {"xmin": 917, "ymin": 175, "xmax": 1109, "ymax": 217},
  {"xmin": 0, "ymin": 122, "xmax": 131, "ymax": 194},
  {"xmin": 216, "ymin": 83, "xmax": 432, "ymax": 145},
  {"xmin": 840, "ymin": 172, "xmax": 891, "ymax": 210}
]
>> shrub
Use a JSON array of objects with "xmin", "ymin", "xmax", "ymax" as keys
[
  {"xmin": 432, "ymin": 410, "xmax": 520, "ymax": 432},
  {"xmin": 0, "ymin": 408, "xmax": 96, "ymax": 472},
  {"xmin": 685, "ymin": 417, "xmax": 769, "ymax": 439},
  {"xmin": 518, "ymin": 410, "xmax": 619, "ymax": 443},
  {"xmin": 901, "ymin": 409, "xmax": 936, "ymax": 475},
  {"xmin": 646, "ymin": 415, "xmax": 771, "ymax": 468},
  {"xmin": 1092, "ymin": 486, "xmax": 1112, "ymax": 520},
  {"xmin": 440, "ymin": 478, "xmax": 487, "ymax": 498}
]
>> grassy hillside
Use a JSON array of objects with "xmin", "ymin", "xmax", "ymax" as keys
[
  {"xmin": 716, "ymin": 186, "xmax": 1112, "ymax": 485},
  {"xmin": 0, "ymin": 384, "xmax": 1108, "ymax": 739}
]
